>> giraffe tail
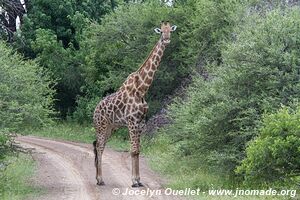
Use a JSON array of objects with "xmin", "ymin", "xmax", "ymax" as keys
[{"xmin": 93, "ymin": 140, "xmax": 98, "ymax": 167}]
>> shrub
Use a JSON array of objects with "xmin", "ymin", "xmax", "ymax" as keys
[
  {"xmin": 0, "ymin": 130, "xmax": 12, "ymax": 161},
  {"xmin": 237, "ymin": 106, "xmax": 300, "ymax": 187},
  {"xmin": 178, "ymin": 0, "xmax": 246, "ymax": 65},
  {"xmin": 0, "ymin": 42, "xmax": 55, "ymax": 131}
]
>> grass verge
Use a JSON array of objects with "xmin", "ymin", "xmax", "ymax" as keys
[
  {"xmin": 0, "ymin": 153, "xmax": 39, "ymax": 200},
  {"xmin": 24, "ymin": 123, "xmax": 95, "ymax": 143},
  {"xmin": 24, "ymin": 122, "xmax": 130, "ymax": 151}
]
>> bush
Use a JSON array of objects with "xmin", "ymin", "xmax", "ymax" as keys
[
  {"xmin": 178, "ymin": 0, "xmax": 246, "ymax": 65},
  {"xmin": 0, "ymin": 42, "xmax": 55, "ymax": 130},
  {"xmin": 237, "ymin": 106, "xmax": 300, "ymax": 187},
  {"xmin": 0, "ymin": 131, "xmax": 12, "ymax": 161}
]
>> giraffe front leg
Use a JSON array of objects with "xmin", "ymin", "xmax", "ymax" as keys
[
  {"xmin": 129, "ymin": 124, "xmax": 143, "ymax": 187},
  {"xmin": 95, "ymin": 130, "xmax": 108, "ymax": 186},
  {"xmin": 131, "ymin": 151, "xmax": 142, "ymax": 187}
]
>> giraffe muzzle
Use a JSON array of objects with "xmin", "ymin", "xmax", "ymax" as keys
[{"xmin": 163, "ymin": 39, "xmax": 170, "ymax": 44}]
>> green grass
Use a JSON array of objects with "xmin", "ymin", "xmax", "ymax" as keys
[
  {"xmin": 24, "ymin": 122, "xmax": 95, "ymax": 143},
  {"xmin": 0, "ymin": 153, "xmax": 39, "ymax": 200},
  {"xmin": 106, "ymin": 127, "xmax": 130, "ymax": 152},
  {"xmin": 24, "ymin": 122, "xmax": 130, "ymax": 151}
]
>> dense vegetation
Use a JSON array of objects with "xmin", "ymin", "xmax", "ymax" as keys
[
  {"xmin": 0, "ymin": 41, "xmax": 54, "ymax": 153},
  {"xmin": 0, "ymin": 42, "xmax": 54, "ymax": 198},
  {"xmin": 146, "ymin": 1, "xmax": 300, "ymax": 191},
  {"xmin": 1, "ymin": 0, "xmax": 299, "ymax": 198},
  {"xmin": 237, "ymin": 107, "xmax": 300, "ymax": 187},
  {"xmin": 14, "ymin": 0, "xmax": 117, "ymax": 117}
]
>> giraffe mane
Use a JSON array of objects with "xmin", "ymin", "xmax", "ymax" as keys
[{"xmin": 137, "ymin": 40, "xmax": 161, "ymax": 72}]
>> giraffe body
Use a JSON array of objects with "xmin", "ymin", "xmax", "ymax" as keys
[{"xmin": 93, "ymin": 22, "xmax": 177, "ymax": 187}]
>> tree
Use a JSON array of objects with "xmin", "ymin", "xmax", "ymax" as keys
[{"xmin": 14, "ymin": 0, "xmax": 116, "ymax": 117}]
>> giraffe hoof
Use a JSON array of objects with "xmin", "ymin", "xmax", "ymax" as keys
[
  {"xmin": 97, "ymin": 181, "xmax": 105, "ymax": 186},
  {"xmin": 132, "ymin": 182, "xmax": 144, "ymax": 187},
  {"xmin": 131, "ymin": 183, "xmax": 139, "ymax": 187},
  {"xmin": 138, "ymin": 182, "xmax": 144, "ymax": 187}
]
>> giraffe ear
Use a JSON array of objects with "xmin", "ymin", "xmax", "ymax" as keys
[
  {"xmin": 154, "ymin": 28, "xmax": 161, "ymax": 34},
  {"xmin": 171, "ymin": 25, "xmax": 177, "ymax": 32}
]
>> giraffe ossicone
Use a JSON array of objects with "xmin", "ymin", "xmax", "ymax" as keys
[{"xmin": 93, "ymin": 21, "xmax": 177, "ymax": 187}]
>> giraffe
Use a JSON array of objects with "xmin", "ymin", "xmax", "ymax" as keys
[{"xmin": 93, "ymin": 21, "xmax": 177, "ymax": 187}]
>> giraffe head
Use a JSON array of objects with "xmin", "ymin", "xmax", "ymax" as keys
[{"xmin": 154, "ymin": 21, "xmax": 177, "ymax": 45}]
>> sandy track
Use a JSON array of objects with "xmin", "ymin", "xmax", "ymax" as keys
[{"xmin": 16, "ymin": 136, "xmax": 182, "ymax": 200}]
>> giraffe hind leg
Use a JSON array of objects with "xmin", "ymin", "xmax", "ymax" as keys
[{"xmin": 93, "ymin": 141, "xmax": 98, "ymax": 168}]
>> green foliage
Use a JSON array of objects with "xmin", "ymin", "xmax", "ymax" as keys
[
  {"xmin": 237, "ymin": 107, "xmax": 300, "ymax": 187},
  {"xmin": 147, "ymin": 76, "xmax": 239, "ymax": 189},
  {"xmin": 178, "ymin": 0, "xmax": 246, "ymax": 65},
  {"xmin": 15, "ymin": 0, "xmax": 115, "ymax": 117},
  {"xmin": 148, "ymin": 5, "xmax": 300, "ymax": 189},
  {"xmin": 221, "ymin": 5, "xmax": 300, "ymax": 172},
  {"xmin": 223, "ymin": 8, "xmax": 300, "ymax": 109},
  {"xmin": 0, "ymin": 154, "xmax": 37, "ymax": 200},
  {"xmin": 0, "ymin": 130, "xmax": 12, "ymax": 160},
  {"xmin": 30, "ymin": 28, "xmax": 85, "ymax": 116},
  {"xmin": 19, "ymin": 0, "xmax": 114, "ymax": 53},
  {"xmin": 0, "ymin": 42, "xmax": 54, "ymax": 130},
  {"xmin": 0, "ymin": 42, "xmax": 54, "ymax": 163}
]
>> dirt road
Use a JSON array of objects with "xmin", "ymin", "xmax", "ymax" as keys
[{"xmin": 16, "ymin": 136, "xmax": 182, "ymax": 200}]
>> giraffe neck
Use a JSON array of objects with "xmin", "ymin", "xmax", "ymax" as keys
[{"xmin": 136, "ymin": 39, "xmax": 166, "ymax": 97}]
